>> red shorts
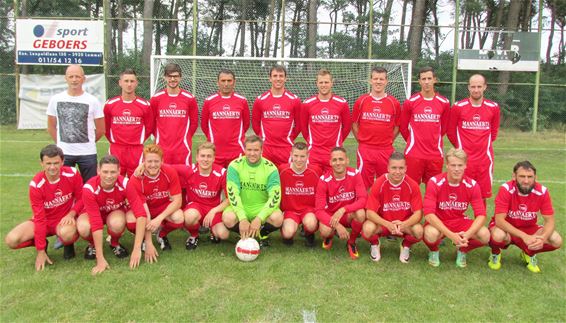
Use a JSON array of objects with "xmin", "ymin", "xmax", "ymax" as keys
[
  {"xmin": 378, "ymin": 226, "xmax": 417, "ymax": 241},
  {"xmin": 406, "ymin": 156, "xmax": 443, "ymax": 185},
  {"xmin": 308, "ymin": 147, "xmax": 332, "ymax": 174},
  {"xmin": 283, "ymin": 210, "xmax": 315, "ymax": 224},
  {"xmin": 30, "ymin": 219, "xmax": 59, "ymax": 237},
  {"xmin": 490, "ymin": 222, "xmax": 542, "ymax": 247},
  {"xmin": 425, "ymin": 218, "xmax": 474, "ymax": 234},
  {"xmin": 357, "ymin": 145, "xmax": 393, "ymax": 189},
  {"xmin": 263, "ymin": 145, "xmax": 291, "ymax": 166},
  {"xmin": 109, "ymin": 144, "xmax": 144, "ymax": 178},
  {"xmin": 183, "ymin": 202, "xmax": 223, "ymax": 228},
  {"xmin": 215, "ymin": 151, "xmax": 242, "ymax": 169},
  {"xmin": 162, "ymin": 148, "xmax": 192, "ymax": 166},
  {"xmin": 316, "ymin": 210, "xmax": 353, "ymax": 228},
  {"xmin": 465, "ymin": 160, "xmax": 493, "ymax": 198}
]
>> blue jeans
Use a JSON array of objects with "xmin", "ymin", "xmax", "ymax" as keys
[{"xmin": 64, "ymin": 154, "xmax": 97, "ymax": 183}]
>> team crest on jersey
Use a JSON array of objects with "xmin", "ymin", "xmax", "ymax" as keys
[
  {"xmin": 519, "ymin": 204, "xmax": 528, "ymax": 212},
  {"xmin": 392, "ymin": 194, "xmax": 401, "ymax": 202},
  {"xmin": 169, "ymin": 102, "xmax": 177, "ymax": 109},
  {"xmin": 123, "ymin": 109, "xmax": 131, "ymax": 116},
  {"xmin": 223, "ymin": 105, "xmax": 230, "ymax": 111},
  {"xmin": 296, "ymin": 181, "xmax": 304, "ymax": 188},
  {"xmin": 449, "ymin": 193, "xmax": 457, "ymax": 201},
  {"xmin": 338, "ymin": 186, "xmax": 345, "ymax": 193},
  {"xmin": 473, "ymin": 114, "xmax": 481, "ymax": 122},
  {"xmin": 424, "ymin": 106, "xmax": 432, "ymax": 114},
  {"xmin": 273, "ymin": 104, "xmax": 281, "ymax": 111},
  {"xmin": 55, "ymin": 189, "xmax": 63, "ymax": 197},
  {"xmin": 153, "ymin": 186, "xmax": 160, "ymax": 193},
  {"xmin": 199, "ymin": 182, "xmax": 208, "ymax": 190},
  {"xmin": 373, "ymin": 107, "xmax": 381, "ymax": 113},
  {"xmin": 321, "ymin": 108, "xmax": 329, "ymax": 115},
  {"xmin": 106, "ymin": 198, "xmax": 115, "ymax": 205}
]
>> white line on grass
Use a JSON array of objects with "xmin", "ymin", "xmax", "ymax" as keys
[{"xmin": 302, "ymin": 309, "xmax": 317, "ymax": 323}]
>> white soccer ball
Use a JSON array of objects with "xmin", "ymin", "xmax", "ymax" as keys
[{"xmin": 235, "ymin": 238, "xmax": 260, "ymax": 262}]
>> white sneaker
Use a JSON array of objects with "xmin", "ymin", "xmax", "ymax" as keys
[
  {"xmin": 370, "ymin": 244, "xmax": 381, "ymax": 262},
  {"xmin": 399, "ymin": 245, "xmax": 411, "ymax": 263}
]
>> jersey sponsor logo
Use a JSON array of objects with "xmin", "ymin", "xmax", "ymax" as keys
[
  {"xmin": 361, "ymin": 111, "xmax": 392, "ymax": 122},
  {"xmin": 191, "ymin": 187, "xmax": 218, "ymax": 198},
  {"xmin": 285, "ymin": 181, "xmax": 315, "ymax": 196},
  {"xmin": 462, "ymin": 114, "xmax": 490, "ymax": 130},
  {"xmin": 241, "ymin": 181, "xmax": 267, "ymax": 191},
  {"xmin": 392, "ymin": 194, "xmax": 401, "ymax": 202},
  {"xmin": 212, "ymin": 108, "xmax": 241, "ymax": 119},
  {"xmin": 44, "ymin": 190, "xmax": 73, "ymax": 209},
  {"xmin": 169, "ymin": 102, "xmax": 177, "ymax": 109},
  {"xmin": 383, "ymin": 201, "xmax": 411, "ymax": 212},
  {"xmin": 100, "ymin": 198, "xmax": 125, "ymax": 213},
  {"xmin": 263, "ymin": 107, "xmax": 291, "ymax": 119},
  {"xmin": 113, "ymin": 110, "xmax": 142, "ymax": 125},
  {"xmin": 199, "ymin": 182, "xmax": 208, "ymax": 190},
  {"xmin": 413, "ymin": 106, "xmax": 441, "ymax": 123},
  {"xmin": 329, "ymin": 191, "xmax": 355, "ymax": 204},
  {"xmin": 159, "ymin": 104, "xmax": 187, "ymax": 118},
  {"xmin": 147, "ymin": 186, "xmax": 170, "ymax": 200},
  {"xmin": 438, "ymin": 193, "xmax": 468, "ymax": 211},
  {"xmin": 507, "ymin": 207, "xmax": 538, "ymax": 221}
]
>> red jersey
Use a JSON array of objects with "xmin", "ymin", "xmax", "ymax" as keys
[
  {"xmin": 400, "ymin": 93, "xmax": 450, "ymax": 159},
  {"xmin": 129, "ymin": 164, "xmax": 182, "ymax": 216},
  {"xmin": 83, "ymin": 175, "xmax": 146, "ymax": 232},
  {"xmin": 366, "ymin": 174, "xmax": 423, "ymax": 222},
  {"xmin": 201, "ymin": 92, "xmax": 250, "ymax": 156},
  {"xmin": 104, "ymin": 96, "xmax": 153, "ymax": 145},
  {"xmin": 352, "ymin": 94, "xmax": 401, "ymax": 148},
  {"xmin": 29, "ymin": 166, "xmax": 83, "ymax": 251},
  {"xmin": 171, "ymin": 164, "xmax": 226, "ymax": 208},
  {"xmin": 252, "ymin": 90, "xmax": 301, "ymax": 148},
  {"xmin": 423, "ymin": 173, "xmax": 485, "ymax": 223},
  {"xmin": 301, "ymin": 95, "xmax": 351, "ymax": 153},
  {"xmin": 447, "ymin": 98, "xmax": 500, "ymax": 162},
  {"xmin": 150, "ymin": 89, "xmax": 199, "ymax": 154},
  {"xmin": 279, "ymin": 164, "xmax": 321, "ymax": 213},
  {"xmin": 315, "ymin": 167, "xmax": 367, "ymax": 214},
  {"xmin": 493, "ymin": 180, "xmax": 554, "ymax": 229}
]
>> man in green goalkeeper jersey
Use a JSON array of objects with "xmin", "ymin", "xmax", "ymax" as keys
[{"xmin": 223, "ymin": 135, "xmax": 283, "ymax": 247}]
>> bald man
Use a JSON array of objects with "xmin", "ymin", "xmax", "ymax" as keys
[{"xmin": 47, "ymin": 64, "xmax": 105, "ymax": 183}]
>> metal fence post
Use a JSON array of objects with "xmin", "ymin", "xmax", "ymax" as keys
[
  {"xmin": 532, "ymin": 0, "xmax": 543, "ymax": 133},
  {"xmin": 451, "ymin": 0, "xmax": 460, "ymax": 105}
]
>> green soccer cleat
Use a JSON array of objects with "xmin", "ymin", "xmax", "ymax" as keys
[
  {"xmin": 455, "ymin": 250, "xmax": 467, "ymax": 268},
  {"xmin": 488, "ymin": 253, "xmax": 502, "ymax": 270},
  {"xmin": 428, "ymin": 251, "xmax": 440, "ymax": 267},
  {"xmin": 521, "ymin": 252, "xmax": 541, "ymax": 273}
]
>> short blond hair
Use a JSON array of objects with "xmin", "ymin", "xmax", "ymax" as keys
[
  {"xmin": 143, "ymin": 144, "xmax": 163, "ymax": 159},
  {"xmin": 317, "ymin": 68, "xmax": 333, "ymax": 80},
  {"xmin": 445, "ymin": 148, "xmax": 467, "ymax": 163},
  {"xmin": 197, "ymin": 141, "xmax": 216, "ymax": 154}
]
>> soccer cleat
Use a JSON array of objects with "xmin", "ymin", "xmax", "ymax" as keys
[
  {"xmin": 456, "ymin": 250, "xmax": 467, "ymax": 268},
  {"xmin": 111, "ymin": 244, "xmax": 129, "ymax": 258},
  {"xmin": 399, "ymin": 245, "xmax": 411, "ymax": 263},
  {"xmin": 63, "ymin": 244, "xmax": 76, "ymax": 260},
  {"xmin": 156, "ymin": 235, "xmax": 172, "ymax": 251},
  {"xmin": 185, "ymin": 236, "xmax": 199, "ymax": 251},
  {"xmin": 209, "ymin": 233, "xmax": 221, "ymax": 244},
  {"xmin": 488, "ymin": 253, "xmax": 502, "ymax": 270},
  {"xmin": 428, "ymin": 251, "xmax": 440, "ymax": 267},
  {"xmin": 53, "ymin": 237, "xmax": 64, "ymax": 250},
  {"xmin": 282, "ymin": 238, "xmax": 294, "ymax": 246},
  {"xmin": 370, "ymin": 244, "xmax": 381, "ymax": 262},
  {"xmin": 522, "ymin": 252, "xmax": 541, "ymax": 273},
  {"xmin": 322, "ymin": 237, "xmax": 333, "ymax": 250},
  {"xmin": 199, "ymin": 226, "xmax": 210, "ymax": 235},
  {"xmin": 84, "ymin": 245, "xmax": 96, "ymax": 260},
  {"xmin": 259, "ymin": 237, "xmax": 271, "ymax": 249},
  {"xmin": 386, "ymin": 235, "xmax": 397, "ymax": 242},
  {"xmin": 347, "ymin": 242, "xmax": 359, "ymax": 260},
  {"xmin": 304, "ymin": 234, "xmax": 315, "ymax": 248},
  {"xmin": 141, "ymin": 241, "xmax": 146, "ymax": 252}
]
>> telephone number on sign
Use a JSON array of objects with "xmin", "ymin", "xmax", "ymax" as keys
[{"xmin": 37, "ymin": 57, "xmax": 82, "ymax": 64}]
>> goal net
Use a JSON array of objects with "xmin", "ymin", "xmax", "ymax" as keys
[{"xmin": 151, "ymin": 56, "xmax": 412, "ymax": 110}]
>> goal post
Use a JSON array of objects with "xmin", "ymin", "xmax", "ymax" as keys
[{"xmin": 150, "ymin": 56, "xmax": 412, "ymax": 109}]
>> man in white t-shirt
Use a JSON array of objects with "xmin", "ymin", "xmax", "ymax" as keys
[{"xmin": 47, "ymin": 64, "xmax": 105, "ymax": 183}]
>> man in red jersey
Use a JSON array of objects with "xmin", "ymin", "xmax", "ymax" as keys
[
  {"xmin": 447, "ymin": 74, "xmax": 500, "ymax": 200},
  {"xmin": 423, "ymin": 148, "xmax": 490, "ymax": 268},
  {"xmin": 76, "ymin": 155, "xmax": 147, "ymax": 274},
  {"xmin": 177, "ymin": 142, "xmax": 230, "ymax": 250},
  {"xmin": 279, "ymin": 142, "xmax": 321, "ymax": 247},
  {"xmin": 488, "ymin": 161, "xmax": 562, "ymax": 273},
  {"xmin": 352, "ymin": 67, "xmax": 401, "ymax": 189},
  {"xmin": 104, "ymin": 69, "xmax": 153, "ymax": 177},
  {"xmin": 129, "ymin": 144, "xmax": 183, "ymax": 259},
  {"xmin": 400, "ymin": 66, "xmax": 450, "ymax": 185},
  {"xmin": 362, "ymin": 152, "xmax": 423, "ymax": 263},
  {"xmin": 252, "ymin": 65, "xmax": 301, "ymax": 166},
  {"xmin": 315, "ymin": 147, "xmax": 366, "ymax": 260},
  {"xmin": 150, "ymin": 63, "xmax": 199, "ymax": 165},
  {"xmin": 301, "ymin": 69, "xmax": 351, "ymax": 173},
  {"xmin": 5, "ymin": 145, "xmax": 82, "ymax": 271},
  {"xmin": 201, "ymin": 69, "xmax": 250, "ymax": 168}
]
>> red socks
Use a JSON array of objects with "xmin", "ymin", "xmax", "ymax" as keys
[{"xmin": 159, "ymin": 220, "xmax": 184, "ymax": 238}]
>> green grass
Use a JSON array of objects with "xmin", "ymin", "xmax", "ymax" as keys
[{"xmin": 1, "ymin": 125, "xmax": 565, "ymax": 322}]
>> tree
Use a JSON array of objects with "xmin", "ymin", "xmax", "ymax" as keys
[
  {"xmin": 306, "ymin": 0, "xmax": 318, "ymax": 58},
  {"xmin": 408, "ymin": 0, "xmax": 426, "ymax": 65},
  {"xmin": 497, "ymin": 0, "xmax": 521, "ymax": 96},
  {"xmin": 380, "ymin": 0, "xmax": 394, "ymax": 47},
  {"xmin": 141, "ymin": 0, "xmax": 155, "ymax": 72}
]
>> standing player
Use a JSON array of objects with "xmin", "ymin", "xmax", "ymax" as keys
[
  {"xmin": 201, "ymin": 69, "xmax": 250, "ymax": 168},
  {"xmin": 5, "ymin": 145, "xmax": 82, "ymax": 271},
  {"xmin": 150, "ymin": 63, "xmax": 199, "ymax": 165},
  {"xmin": 76, "ymin": 155, "xmax": 148, "ymax": 274},
  {"xmin": 176, "ymin": 142, "xmax": 230, "ymax": 250},
  {"xmin": 447, "ymin": 74, "xmax": 500, "ymax": 200},
  {"xmin": 129, "ymin": 144, "xmax": 184, "ymax": 256},
  {"xmin": 352, "ymin": 67, "xmax": 401, "ymax": 189},
  {"xmin": 279, "ymin": 142, "xmax": 321, "ymax": 247},
  {"xmin": 301, "ymin": 69, "xmax": 351, "ymax": 172},
  {"xmin": 104, "ymin": 69, "xmax": 153, "ymax": 177},
  {"xmin": 488, "ymin": 161, "xmax": 562, "ymax": 273},
  {"xmin": 362, "ymin": 152, "xmax": 423, "ymax": 263},
  {"xmin": 423, "ymin": 148, "xmax": 490, "ymax": 268},
  {"xmin": 222, "ymin": 135, "xmax": 283, "ymax": 247},
  {"xmin": 316, "ymin": 147, "xmax": 367, "ymax": 260},
  {"xmin": 400, "ymin": 66, "xmax": 450, "ymax": 185},
  {"xmin": 252, "ymin": 65, "xmax": 301, "ymax": 166}
]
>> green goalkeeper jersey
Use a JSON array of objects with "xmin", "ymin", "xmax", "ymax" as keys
[{"xmin": 226, "ymin": 156, "xmax": 281, "ymax": 222}]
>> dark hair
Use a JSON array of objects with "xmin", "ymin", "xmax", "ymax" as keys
[
  {"xmin": 218, "ymin": 68, "xmax": 235, "ymax": 80},
  {"xmin": 371, "ymin": 67, "xmax": 388, "ymax": 78},
  {"xmin": 244, "ymin": 134, "xmax": 263, "ymax": 148},
  {"xmin": 418, "ymin": 66, "xmax": 436, "ymax": 79},
  {"xmin": 330, "ymin": 146, "xmax": 347, "ymax": 154},
  {"xmin": 120, "ymin": 68, "xmax": 137, "ymax": 77},
  {"xmin": 389, "ymin": 151, "xmax": 405, "ymax": 161},
  {"xmin": 513, "ymin": 160, "xmax": 536, "ymax": 175},
  {"xmin": 270, "ymin": 65, "xmax": 287, "ymax": 77},
  {"xmin": 292, "ymin": 142, "xmax": 308, "ymax": 151},
  {"xmin": 164, "ymin": 63, "xmax": 182, "ymax": 77},
  {"xmin": 40, "ymin": 144, "xmax": 64, "ymax": 161},
  {"xmin": 99, "ymin": 155, "xmax": 120, "ymax": 167}
]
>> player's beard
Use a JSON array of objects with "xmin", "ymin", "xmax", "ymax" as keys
[{"xmin": 517, "ymin": 182, "xmax": 534, "ymax": 195}]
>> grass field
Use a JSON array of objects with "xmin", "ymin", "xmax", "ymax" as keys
[{"xmin": 0, "ymin": 125, "xmax": 564, "ymax": 322}]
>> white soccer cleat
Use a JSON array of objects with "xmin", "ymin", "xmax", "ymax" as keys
[
  {"xmin": 370, "ymin": 244, "xmax": 381, "ymax": 262},
  {"xmin": 399, "ymin": 245, "xmax": 411, "ymax": 263}
]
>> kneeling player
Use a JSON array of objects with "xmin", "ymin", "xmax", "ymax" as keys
[
  {"xmin": 77, "ymin": 155, "xmax": 147, "ymax": 274},
  {"xmin": 423, "ymin": 148, "xmax": 490, "ymax": 268},
  {"xmin": 316, "ymin": 147, "xmax": 367, "ymax": 259},
  {"xmin": 176, "ymin": 142, "xmax": 230, "ymax": 250},
  {"xmin": 279, "ymin": 142, "xmax": 320, "ymax": 247},
  {"xmin": 5, "ymin": 145, "xmax": 82, "ymax": 271},
  {"xmin": 488, "ymin": 161, "xmax": 562, "ymax": 273},
  {"xmin": 129, "ymin": 144, "xmax": 183, "ymax": 259},
  {"xmin": 362, "ymin": 152, "xmax": 423, "ymax": 263}
]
